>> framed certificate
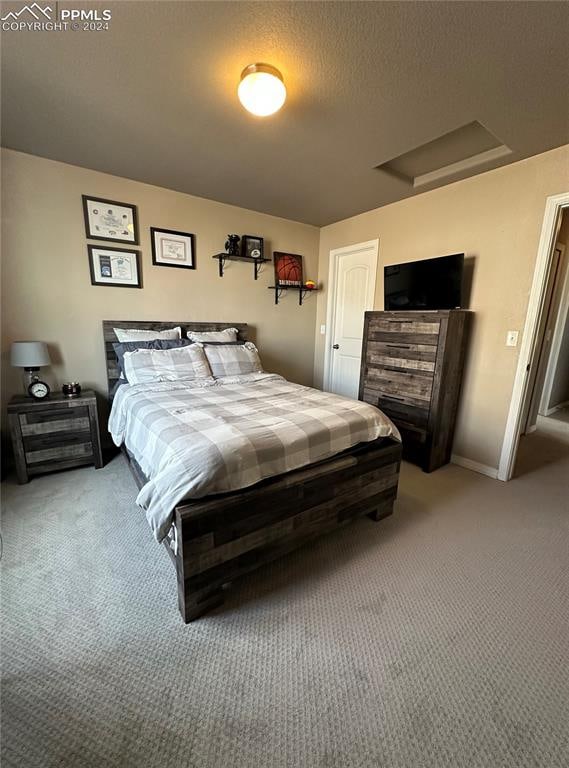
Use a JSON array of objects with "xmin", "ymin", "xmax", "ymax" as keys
[
  {"xmin": 87, "ymin": 245, "xmax": 142, "ymax": 288},
  {"xmin": 82, "ymin": 195, "xmax": 139, "ymax": 244},
  {"xmin": 151, "ymin": 228, "xmax": 196, "ymax": 270}
]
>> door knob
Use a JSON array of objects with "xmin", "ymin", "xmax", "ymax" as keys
[{"xmin": 332, "ymin": 344, "xmax": 340, "ymax": 349}]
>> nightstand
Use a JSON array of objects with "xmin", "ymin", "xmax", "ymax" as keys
[{"xmin": 7, "ymin": 390, "xmax": 103, "ymax": 484}]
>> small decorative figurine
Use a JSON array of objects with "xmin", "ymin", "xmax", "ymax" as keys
[{"xmin": 225, "ymin": 234, "xmax": 241, "ymax": 256}]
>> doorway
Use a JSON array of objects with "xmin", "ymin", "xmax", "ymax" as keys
[
  {"xmin": 499, "ymin": 193, "xmax": 569, "ymax": 480},
  {"xmin": 523, "ymin": 235, "xmax": 569, "ymax": 434},
  {"xmin": 324, "ymin": 240, "xmax": 378, "ymax": 399}
]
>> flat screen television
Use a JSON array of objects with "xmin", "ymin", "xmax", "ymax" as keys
[{"xmin": 384, "ymin": 253, "xmax": 464, "ymax": 311}]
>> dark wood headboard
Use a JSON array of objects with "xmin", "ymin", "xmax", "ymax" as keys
[{"xmin": 102, "ymin": 320, "xmax": 249, "ymax": 398}]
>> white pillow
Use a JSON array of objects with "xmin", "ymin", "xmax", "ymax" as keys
[
  {"xmin": 123, "ymin": 344, "xmax": 213, "ymax": 385},
  {"xmin": 187, "ymin": 327, "xmax": 238, "ymax": 343},
  {"xmin": 114, "ymin": 326, "xmax": 181, "ymax": 342},
  {"xmin": 203, "ymin": 342, "xmax": 263, "ymax": 378}
]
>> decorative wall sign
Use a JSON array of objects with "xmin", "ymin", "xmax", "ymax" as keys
[
  {"xmin": 242, "ymin": 235, "xmax": 264, "ymax": 260},
  {"xmin": 274, "ymin": 252, "xmax": 303, "ymax": 286},
  {"xmin": 88, "ymin": 245, "xmax": 142, "ymax": 288},
  {"xmin": 82, "ymin": 195, "xmax": 139, "ymax": 244},
  {"xmin": 151, "ymin": 228, "xmax": 196, "ymax": 270}
]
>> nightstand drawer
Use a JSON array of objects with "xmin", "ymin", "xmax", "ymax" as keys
[
  {"xmin": 23, "ymin": 428, "xmax": 93, "ymax": 454},
  {"xmin": 26, "ymin": 440, "xmax": 94, "ymax": 466},
  {"xmin": 19, "ymin": 406, "xmax": 90, "ymax": 435}
]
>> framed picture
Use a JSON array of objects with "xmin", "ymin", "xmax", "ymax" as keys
[
  {"xmin": 82, "ymin": 195, "xmax": 139, "ymax": 244},
  {"xmin": 274, "ymin": 252, "xmax": 303, "ymax": 286},
  {"xmin": 241, "ymin": 235, "xmax": 264, "ymax": 260},
  {"xmin": 87, "ymin": 245, "xmax": 142, "ymax": 288},
  {"xmin": 150, "ymin": 227, "xmax": 196, "ymax": 270}
]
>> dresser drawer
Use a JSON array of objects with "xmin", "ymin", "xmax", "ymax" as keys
[
  {"xmin": 367, "ymin": 329, "xmax": 440, "ymax": 346},
  {"xmin": 366, "ymin": 356, "xmax": 435, "ymax": 378},
  {"xmin": 363, "ymin": 384, "xmax": 431, "ymax": 412},
  {"xmin": 367, "ymin": 316, "xmax": 440, "ymax": 346},
  {"xmin": 369, "ymin": 317, "xmax": 440, "ymax": 335},
  {"xmin": 364, "ymin": 391, "xmax": 429, "ymax": 444},
  {"xmin": 366, "ymin": 340, "xmax": 437, "ymax": 369},
  {"xmin": 398, "ymin": 423, "xmax": 428, "ymax": 445},
  {"xmin": 365, "ymin": 367, "xmax": 433, "ymax": 404},
  {"xmin": 376, "ymin": 395, "xmax": 429, "ymax": 429}
]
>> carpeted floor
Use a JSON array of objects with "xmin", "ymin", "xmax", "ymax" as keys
[{"xmin": 2, "ymin": 437, "xmax": 568, "ymax": 768}]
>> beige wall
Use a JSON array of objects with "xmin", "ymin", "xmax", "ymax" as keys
[
  {"xmin": 1, "ymin": 150, "xmax": 319, "ymax": 425},
  {"xmin": 314, "ymin": 145, "xmax": 569, "ymax": 470}
]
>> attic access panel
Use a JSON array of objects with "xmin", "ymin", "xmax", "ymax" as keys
[{"xmin": 377, "ymin": 121, "xmax": 511, "ymax": 188}]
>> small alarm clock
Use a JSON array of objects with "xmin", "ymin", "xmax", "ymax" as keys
[{"xmin": 28, "ymin": 379, "xmax": 50, "ymax": 400}]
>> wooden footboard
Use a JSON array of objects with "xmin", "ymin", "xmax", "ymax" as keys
[{"xmin": 170, "ymin": 439, "xmax": 401, "ymax": 622}]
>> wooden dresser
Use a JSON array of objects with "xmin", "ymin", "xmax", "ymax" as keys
[
  {"xmin": 7, "ymin": 390, "xmax": 103, "ymax": 483},
  {"xmin": 358, "ymin": 310, "xmax": 470, "ymax": 472}
]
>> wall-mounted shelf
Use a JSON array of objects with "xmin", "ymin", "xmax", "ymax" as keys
[
  {"xmin": 212, "ymin": 253, "xmax": 269, "ymax": 280},
  {"xmin": 268, "ymin": 285, "xmax": 319, "ymax": 306}
]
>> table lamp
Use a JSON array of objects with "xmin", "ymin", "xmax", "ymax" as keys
[{"xmin": 11, "ymin": 341, "xmax": 51, "ymax": 393}]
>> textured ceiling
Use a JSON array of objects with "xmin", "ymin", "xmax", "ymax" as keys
[{"xmin": 2, "ymin": 1, "xmax": 569, "ymax": 225}]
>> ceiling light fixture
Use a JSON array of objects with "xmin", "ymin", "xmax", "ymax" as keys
[{"xmin": 238, "ymin": 63, "xmax": 286, "ymax": 117}]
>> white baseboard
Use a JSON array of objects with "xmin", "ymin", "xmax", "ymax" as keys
[
  {"xmin": 542, "ymin": 399, "xmax": 569, "ymax": 417},
  {"xmin": 451, "ymin": 454, "xmax": 500, "ymax": 480},
  {"xmin": 525, "ymin": 424, "xmax": 538, "ymax": 434},
  {"xmin": 536, "ymin": 414, "xmax": 569, "ymax": 440}
]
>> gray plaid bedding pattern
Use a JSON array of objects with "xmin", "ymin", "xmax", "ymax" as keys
[
  {"xmin": 122, "ymin": 343, "xmax": 213, "ymax": 385},
  {"xmin": 108, "ymin": 373, "xmax": 400, "ymax": 542},
  {"xmin": 204, "ymin": 342, "xmax": 263, "ymax": 377}
]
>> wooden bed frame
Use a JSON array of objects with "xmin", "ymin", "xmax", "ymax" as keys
[{"xmin": 103, "ymin": 320, "xmax": 402, "ymax": 622}]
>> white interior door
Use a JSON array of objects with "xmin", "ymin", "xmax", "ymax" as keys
[{"xmin": 325, "ymin": 240, "xmax": 378, "ymax": 398}]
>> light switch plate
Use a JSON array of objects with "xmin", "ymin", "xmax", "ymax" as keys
[
  {"xmin": 320, "ymin": 325, "xmax": 326, "ymax": 335},
  {"xmin": 506, "ymin": 330, "xmax": 519, "ymax": 347}
]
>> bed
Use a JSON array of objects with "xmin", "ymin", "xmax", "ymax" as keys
[{"xmin": 103, "ymin": 320, "xmax": 402, "ymax": 622}]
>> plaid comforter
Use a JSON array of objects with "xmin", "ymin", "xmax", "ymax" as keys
[{"xmin": 109, "ymin": 373, "xmax": 400, "ymax": 542}]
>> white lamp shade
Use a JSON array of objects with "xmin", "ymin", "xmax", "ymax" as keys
[{"xmin": 11, "ymin": 341, "xmax": 51, "ymax": 368}]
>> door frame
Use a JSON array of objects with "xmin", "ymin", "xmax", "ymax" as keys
[
  {"xmin": 498, "ymin": 192, "xmax": 569, "ymax": 481},
  {"xmin": 539, "ymin": 242, "xmax": 568, "ymax": 416},
  {"xmin": 323, "ymin": 239, "xmax": 378, "ymax": 392}
]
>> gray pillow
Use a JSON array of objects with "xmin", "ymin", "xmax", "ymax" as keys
[{"xmin": 113, "ymin": 338, "xmax": 193, "ymax": 380}]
